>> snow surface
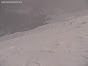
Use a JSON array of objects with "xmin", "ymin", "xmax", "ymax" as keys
[{"xmin": 0, "ymin": 13, "xmax": 88, "ymax": 66}]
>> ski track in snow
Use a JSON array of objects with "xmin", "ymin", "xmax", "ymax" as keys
[{"xmin": 0, "ymin": 15, "xmax": 88, "ymax": 66}]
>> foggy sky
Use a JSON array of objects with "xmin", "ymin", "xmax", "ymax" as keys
[{"xmin": 0, "ymin": 0, "xmax": 88, "ymax": 35}]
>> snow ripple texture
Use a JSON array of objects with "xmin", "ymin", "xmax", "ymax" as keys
[{"xmin": 0, "ymin": 15, "xmax": 88, "ymax": 66}]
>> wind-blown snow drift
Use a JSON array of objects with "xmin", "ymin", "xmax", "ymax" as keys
[{"xmin": 0, "ymin": 15, "xmax": 88, "ymax": 66}]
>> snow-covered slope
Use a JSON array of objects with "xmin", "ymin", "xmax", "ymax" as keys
[{"xmin": 0, "ymin": 15, "xmax": 88, "ymax": 66}]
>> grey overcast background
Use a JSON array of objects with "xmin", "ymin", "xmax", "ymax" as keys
[{"xmin": 0, "ymin": 0, "xmax": 88, "ymax": 36}]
